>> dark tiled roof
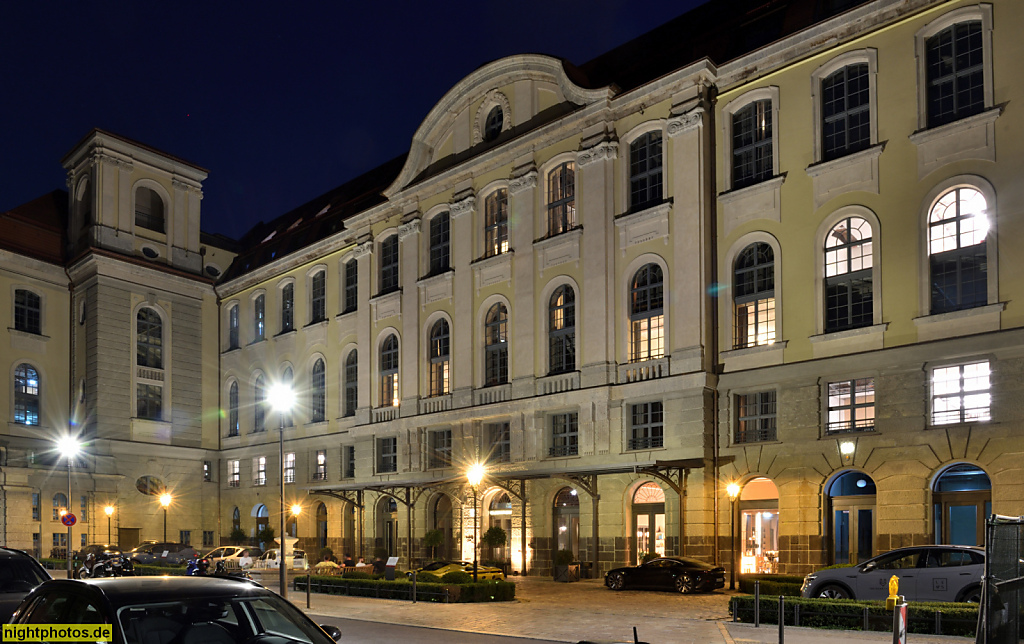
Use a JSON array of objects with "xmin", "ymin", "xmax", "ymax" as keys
[
  {"xmin": 221, "ymin": 154, "xmax": 407, "ymax": 281},
  {"xmin": 0, "ymin": 190, "xmax": 67, "ymax": 264}
]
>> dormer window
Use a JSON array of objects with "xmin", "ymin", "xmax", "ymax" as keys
[{"xmin": 135, "ymin": 187, "xmax": 165, "ymax": 233}]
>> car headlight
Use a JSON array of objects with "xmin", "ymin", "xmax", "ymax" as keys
[{"xmin": 801, "ymin": 574, "xmax": 816, "ymax": 589}]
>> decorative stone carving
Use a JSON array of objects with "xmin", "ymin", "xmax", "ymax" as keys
[
  {"xmin": 909, "ymin": 107, "xmax": 1001, "ymax": 180},
  {"xmin": 450, "ymin": 194, "xmax": 476, "ymax": 219},
  {"xmin": 417, "ymin": 271, "xmax": 453, "ymax": 310},
  {"xmin": 115, "ymin": 159, "xmax": 134, "ymax": 173},
  {"xmin": 577, "ymin": 140, "xmax": 618, "ymax": 166},
  {"xmin": 352, "ymin": 240, "xmax": 373, "ymax": 259},
  {"xmin": 615, "ymin": 202, "xmax": 671, "ymax": 253},
  {"xmin": 533, "ymin": 227, "xmax": 582, "ymax": 272},
  {"xmin": 472, "ymin": 252, "xmax": 513, "ymax": 294},
  {"xmin": 667, "ymin": 107, "xmax": 704, "ymax": 137},
  {"xmin": 509, "ymin": 170, "xmax": 538, "ymax": 195},
  {"xmin": 472, "ymin": 90, "xmax": 511, "ymax": 145},
  {"xmin": 398, "ymin": 219, "xmax": 421, "ymax": 240}
]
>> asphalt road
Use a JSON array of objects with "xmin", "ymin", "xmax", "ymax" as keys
[{"xmin": 307, "ymin": 613, "xmax": 566, "ymax": 644}]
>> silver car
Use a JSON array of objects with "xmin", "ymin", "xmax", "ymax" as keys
[{"xmin": 801, "ymin": 545, "xmax": 983, "ymax": 603}]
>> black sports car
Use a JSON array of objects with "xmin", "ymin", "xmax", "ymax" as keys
[{"xmin": 605, "ymin": 556, "xmax": 726, "ymax": 593}]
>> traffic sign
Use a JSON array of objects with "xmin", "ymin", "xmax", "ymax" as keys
[{"xmin": 61, "ymin": 513, "xmax": 76, "ymax": 527}]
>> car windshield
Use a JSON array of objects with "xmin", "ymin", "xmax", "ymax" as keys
[
  {"xmin": 0, "ymin": 559, "xmax": 48, "ymax": 592},
  {"xmin": 117, "ymin": 595, "xmax": 334, "ymax": 644},
  {"xmin": 421, "ymin": 561, "xmax": 449, "ymax": 571}
]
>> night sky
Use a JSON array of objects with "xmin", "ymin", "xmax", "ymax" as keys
[{"xmin": 2, "ymin": 1, "xmax": 708, "ymax": 241}]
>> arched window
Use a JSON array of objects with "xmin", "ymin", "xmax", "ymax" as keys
[
  {"xmin": 429, "ymin": 213, "xmax": 451, "ymax": 276},
  {"xmin": 632, "ymin": 482, "xmax": 666, "ymax": 563},
  {"xmin": 254, "ymin": 375, "xmax": 266, "ymax": 432},
  {"xmin": 926, "ymin": 21, "xmax": 984, "ymax": 128},
  {"xmin": 428, "ymin": 320, "xmax": 450, "ymax": 397},
  {"xmin": 134, "ymin": 187, "xmax": 165, "ymax": 233},
  {"xmin": 344, "ymin": 351, "xmax": 358, "ymax": 417},
  {"xmin": 311, "ymin": 271, "xmax": 326, "ymax": 323},
  {"xmin": 281, "ymin": 283, "xmax": 294, "ymax": 332},
  {"xmin": 232, "ymin": 507, "xmax": 241, "ymax": 532},
  {"xmin": 380, "ymin": 335, "xmax": 399, "ymax": 407},
  {"xmin": 933, "ymin": 463, "xmax": 990, "ymax": 546},
  {"xmin": 253, "ymin": 294, "xmax": 265, "ymax": 341},
  {"xmin": 734, "ymin": 243, "xmax": 775, "ymax": 348},
  {"xmin": 553, "ymin": 488, "xmax": 580, "ymax": 559},
  {"xmin": 380, "ymin": 236, "xmax": 399, "ymax": 295},
  {"xmin": 630, "ymin": 132, "xmax": 663, "ymax": 210},
  {"xmin": 485, "ymin": 304, "xmax": 508, "ymax": 386},
  {"xmin": 53, "ymin": 493, "xmax": 68, "ymax": 521},
  {"xmin": 136, "ymin": 308, "xmax": 163, "ymax": 368},
  {"xmin": 13, "ymin": 363, "xmax": 39, "ymax": 426},
  {"xmin": 311, "ymin": 359, "xmax": 326, "ymax": 422},
  {"xmin": 825, "ymin": 217, "xmax": 873, "ymax": 332},
  {"xmin": 228, "ymin": 304, "xmax": 239, "ymax": 350},
  {"xmin": 14, "ymin": 289, "xmax": 41, "ymax": 335},
  {"xmin": 548, "ymin": 286, "xmax": 575, "ymax": 374},
  {"xmin": 821, "ymin": 65, "xmax": 870, "ymax": 160},
  {"xmin": 828, "ymin": 471, "xmax": 876, "ymax": 565},
  {"xmin": 929, "ymin": 187, "xmax": 988, "ymax": 314},
  {"xmin": 281, "ymin": 366, "xmax": 294, "ymax": 427},
  {"xmin": 228, "ymin": 381, "xmax": 239, "ymax": 437},
  {"xmin": 484, "ymin": 106, "xmax": 503, "ymax": 142},
  {"xmin": 547, "ymin": 162, "xmax": 576, "ymax": 236},
  {"xmin": 629, "ymin": 265, "xmax": 664, "ymax": 362},
  {"xmin": 484, "ymin": 190, "xmax": 509, "ymax": 258}
]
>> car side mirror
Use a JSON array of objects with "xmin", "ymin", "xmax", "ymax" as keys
[
  {"xmin": 861, "ymin": 562, "xmax": 876, "ymax": 573},
  {"xmin": 320, "ymin": 625, "xmax": 342, "ymax": 642}
]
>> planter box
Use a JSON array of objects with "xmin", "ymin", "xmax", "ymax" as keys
[{"xmin": 553, "ymin": 564, "xmax": 580, "ymax": 583}]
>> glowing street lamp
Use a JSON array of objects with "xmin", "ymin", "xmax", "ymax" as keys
[
  {"xmin": 159, "ymin": 493, "xmax": 172, "ymax": 542},
  {"xmin": 104, "ymin": 505, "xmax": 115, "ymax": 544},
  {"xmin": 57, "ymin": 436, "xmax": 81, "ymax": 576},
  {"xmin": 466, "ymin": 463, "xmax": 486, "ymax": 582},
  {"xmin": 268, "ymin": 382, "xmax": 296, "ymax": 599},
  {"xmin": 726, "ymin": 482, "xmax": 741, "ymax": 590}
]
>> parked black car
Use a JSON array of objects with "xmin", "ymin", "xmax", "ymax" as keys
[
  {"xmin": 10, "ymin": 577, "xmax": 342, "ymax": 643},
  {"xmin": 605, "ymin": 556, "xmax": 726, "ymax": 593},
  {"xmin": 0, "ymin": 548, "xmax": 50, "ymax": 622}
]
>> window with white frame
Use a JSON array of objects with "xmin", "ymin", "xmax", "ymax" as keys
[
  {"xmin": 380, "ymin": 335, "xmax": 399, "ymax": 407},
  {"xmin": 227, "ymin": 381, "xmax": 239, "ymax": 437},
  {"xmin": 929, "ymin": 187, "xmax": 988, "ymax": 314},
  {"xmin": 429, "ymin": 213, "xmax": 450, "ymax": 276},
  {"xmin": 380, "ymin": 236, "xmax": 399, "ymax": 294},
  {"xmin": 343, "ymin": 446, "xmax": 355, "ymax": 479},
  {"xmin": 281, "ymin": 283, "xmax": 294, "ymax": 333},
  {"xmin": 821, "ymin": 64, "xmax": 870, "ymax": 160},
  {"xmin": 736, "ymin": 391, "xmax": 777, "ymax": 443},
  {"xmin": 311, "ymin": 359, "xmax": 326, "ymax": 422},
  {"xmin": 314, "ymin": 449, "xmax": 327, "ymax": 480},
  {"xmin": 253, "ymin": 456, "xmax": 267, "ymax": 486},
  {"xmin": 14, "ymin": 289, "xmax": 41, "ymax": 334},
  {"xmin": 253, "ymin": 375, "xmax": 266, "ymax": 432},
  {"xmin": 310, "ymin": 271, "xmax": 326, "ymax": 323},
  {"xmin": 343, "ymin": 259, "xmax": 358, "ymax": 313},
  {"xmin": 228, "ymin": 304, "xmax": 239, "ymax": 350},
  {"xmin": 825, "ymin": 217, "xmax": 873, "ymax": 332},
  {"xmin": 629, "ymin": 264, "xmax": 664, "ymax": 362},
  {"xmin": 253, "ymin": 294, "xmax": 265, "ymax": 342},
  {"xmin": 827, "ymin": 378, "xmax": 875, "ymax": 433},
  {"xmin": 547, "ymin": 162, "xmax": 576, "ymax": 236},
  {"xmin": 926, "ymin": 21, "xmax": 984, "ymax": 128},
  {"xmin": 284, "ymin": 452, "xmax": 295, "ymax": 484},
  {"xmin": 377, "ymin": 437, "xmax": 397, "ymax": 473},
  {"xmin": 630, "ymin": 132, "xmax": 663, "ymax": 210},
  {"xmin": 487, "ymin": 422, "xmax": 511, "ymax": 464},
  {"xmin": 732, "ymin": 100, "xmax": 773, "ymax": 189},
  {"xmin": 485, "ymin": 303, "xmax": 508, "ymax": 386},
  {"xmin": 932, "ymin": 361, "xmax": 991, "ymax": 425},
  {"xmin": 136, "ymin": 307, "xmax": 163, "ymax": 420},
  {"xmin": 550, "ymin": 413, "xmax": 578, "ymax": 458},
  {"xmin": 629, "ymin": 401, "xmax": 664, "ymax": 450},
  {"xmin": 344, "ymin": 350, "xmax": 358, "ymax": 417},
  {"xmin": 484, "ymin": 190, "xmax": 509, "ymax": 258},
  {"xmin": 428, "ymin": 429, "xmax": 452, "ymax": 469},
  {"xmin": 228, "ymin": 460, "xmax": 240, "ymax": 487},
  {"xmin": 428, "ymin": 319, "xmax": 450, "ymax": 397},
  {"xmin": 13, "ymin": 363, "xmax": 39, "ymax": 426},
  {"xmin": 548, "ymin": 286, "xmax": 575, "ymax": 374},
  {"xmin": 733, "ymin": 243, "xmax": 775, "ymax": 348}
]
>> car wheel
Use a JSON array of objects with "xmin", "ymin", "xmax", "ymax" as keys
[
  {"xmin": 816, "ymin": 584, "xmax": 851, "ymax": 599},
  {"xmin": 958, "ymin": 585, "xmax": 982, "ymax": 603},
  {"xmin": 606, "ymin": 572, "xmax": 626, "ymax": 591},
  {"xmin": 675, "ymin": 574, "xmax": 695, "ymax": 594}
]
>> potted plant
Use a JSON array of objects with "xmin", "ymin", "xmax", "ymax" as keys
[
  {"xmin": 481, "ymin": 526, "xmax": 509, "ymax": 575},
  {"xmin": 552, "ymin": 549, "xmax": 580, "ymax": 582},
  {"xmin": 422, "ymin": 529, "xmax": 443, "ymax": 560},
  {"xmin": 229, "ymin": 527, "xmax": 247, "ymax": 545},
  {"xmin": 256, "ymin": 526, "xmax": 275, "ymax": 550}
]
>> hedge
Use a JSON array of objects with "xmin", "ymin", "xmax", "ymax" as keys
[
  {"xmin": 294, "ymin": 575, "xmax": 515, "ymax": 603},
  {"xmin": 738, "ymin": 574, "xmax": 804, "ymax": 597},
  {"xmin": 731, "ymin": 595, "xmax": 978, "ymax": 638}
]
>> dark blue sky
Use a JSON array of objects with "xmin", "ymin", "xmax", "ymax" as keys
[{"xmin": 2, "ymin": 1, "xmax": 707, "ymax": 240}]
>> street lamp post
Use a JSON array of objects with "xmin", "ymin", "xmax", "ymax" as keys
[
  {"xmin": 104, "ymin": 506, "xmax": 114, "ymax": 545},
  {"xmin": 466, "ymin": 463, "xmax": 485, "ymax": 582},
  {"xmin": 159, "ymin": 493, "xmax": 172, "ymax": 542},
  {"xmin": 268, "ymin": 383, "xmax": 296, "ymax": 599},
  {"xmin": 57, "ymin": 437, "xmax": 81, "ymax": 576},
  {"xmin": 726, "ymin": 482, "xmax": 741, "ymax": 590}
]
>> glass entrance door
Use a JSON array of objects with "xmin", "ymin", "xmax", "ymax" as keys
[
  {"xmin": 633, "ymin": 508, "xmax": 665, "ymax": 564},
  {"xmin": 833, "ymin": 505, "xmax": 873, "ymax": 565}
]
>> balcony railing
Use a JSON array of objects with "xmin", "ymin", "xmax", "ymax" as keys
[
  {"xmin": 617, "ymin": 357, "xmax": 669, "ymax": 384},
  {"xmin": 735, "ymin": 428, "xmax": 777, "ymax": 444},
  {"xmin": 536, "ymin": 371, "xmax": 580, "ymax": 396},
  {"xmin": 312, "ymin": 471, "xmax": 327, "ymax": 481},
  {"xmin": 378, "ymin": 460, "xmax": 397, "ymax": 474},
  {"xmin": 548, "ymin": 444, "xmax": 578, "ymax": 458},
  {"xmin": 373, "ymin": 407, "xmax": 398, "ymax": 423},
  {"xmin": 228, "ymin": 479, "xmax": 240, "ymax": 488},
  {"xmin": 826, "ymin": 419, "xmax": 874, "ymax": 434},
  {"xmin": 628, "ymin": 435, "xmax": 664, "ymax": 451}
]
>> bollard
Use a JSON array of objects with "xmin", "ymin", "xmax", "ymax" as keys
[
  {"xmin": 754, "ymin": 580, "xmax": 760, "ymax": 628},
  {"xmin": 778, "ymin": 595, "xmax": 784, "ymax": 644},
  {"xmin": 794, "ymin": 603, "xmax": 800, "ymax": 627},
  {"xmin": 935, "ymin": 610, "xmax": 941, "ymax": 635},
  {"xmin": 732, "ymin": 597, "xmax": 738, "ymax": 622},
  {"xmin": 412, "ymin": 570, "xmax": 417, "ymax": 604},
  {"xmin": 306, "ymin": 573, "xmax": 310, "ymax": 609},
  {"xmin": 863, "ymin": 607, "xmax": 869, "ymax": 631}
]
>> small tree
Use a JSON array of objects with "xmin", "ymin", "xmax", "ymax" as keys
[
  {"xmin": 481, "ymin": 525, "xmax": 508, "ymax": 561},
  {"xmin": 257, "ymin": 526, "xmax": 275, "ymax": 547},
  {"xmin": 229, "ymin": 527, "xmax": 247, "ymax": 545},
  {"xmin": 422, "ymin": 529, "xmax": 444, "ymax": 560}
]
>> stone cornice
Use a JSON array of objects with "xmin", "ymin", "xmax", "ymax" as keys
[
  {"xmin": 667, "ymin": 107, "xmax": 704, "ymax": 137},
  {"xmin": 577, "ymin": 140, "xmax": 619, "ymax": 166},
  {"xmin": 450, "ymin": 194, "xmax": 476, "ymax": 219},
  {"xmin": 508, "ymin": 169, "xmax": 538, "ymax": 195},
  {"xmin": 398, "ymin": 219, "xmax": 421, "ymax": 240}
]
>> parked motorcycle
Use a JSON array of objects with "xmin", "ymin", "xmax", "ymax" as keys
[
  {"xmin": 78, "ymin": 553, "xmax": 133, "ymax": 579},
  {"xmin": 185, "ymin": 558, "xmax": 252, "ymax": 581}
]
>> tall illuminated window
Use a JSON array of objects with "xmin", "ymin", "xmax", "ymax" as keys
[
  {"xmin": 484, "ymin": 190, "xmax": 509, "ymax": 257},
  {"xmin": 733, "ymin": 243, "xmax": 775, "ymax": 348},
  {"xmin": 485, "ymin": 303, "xmax": 508, "ymax": 385},
  {"xmin": 548, "ymin": 286, "xmax": 576, "ymax": 374},
  {"xmin": 428, "ymin": 319, "xmax": 450, "ymax": 397},
  {"xmin": 380, "ymin": 335, "xmax": 399, "ymax": 407},
  {"xmin": 629, "ymin": 265, "xmax": 664, "ymax": 362},
  {"xmin": 929, "ymin": 187, "xmax": 988, "ymax": 314},
  {"xmin": 825, "ymin": 217, "xmax": 873, "ymax": 332},
  {"xmin": 547, "ymin": 162, "xmax": 576, "ymax": 236}
]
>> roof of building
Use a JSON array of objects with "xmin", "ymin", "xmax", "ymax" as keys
[
  {"xmin": 0, "ymin": 190, "xmax": 67, "ymax": 264},
  {"xmin": 62, "ymin": 128, "xmax": 209, "ymax": 174}
]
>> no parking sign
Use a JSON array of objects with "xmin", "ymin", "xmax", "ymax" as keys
[{"xmin": 61, "ymin": 512, "xmax": 76, "ymax": 526}]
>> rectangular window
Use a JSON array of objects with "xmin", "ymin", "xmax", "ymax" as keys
[
  {"xmin": 314, "ymin": 449, "xmax": 327, "ymax": 480},
  {"xmin": 136, "ymin": 384, "xmax": 162, "ymax": 421},
  {"xmin": 254, "ymin": 295, "xmax": 265, "ymax": 341},
  {"xmin": 179, "ymin": 530, "xmax": 191, "ymax": 546},
  {"xmin": 487, "ymin": 422, "xmax": 511, "ymax": 464},
  {"xmin": 378, "ymin": 437, "xmax": 397, "ymax": 473},
  {"xmin": 202, "ymin": 531, "xmax": 214, "ymax": 547},
  {"xmin": 14, "ymin": 290, "xmax": 41, "ymax": 335},
  {"xmin": 926, "ymin": 21, "xmax": 984, "ymax": 128},
  {"xmin": 484, "ymin": 190, "xmax": 509, "ymax": 258},
  {"xmin": 428, "ymin": 429, "xmax": 452, "ymax": 469},
  {"xmin": 311, "ymin": 272, "xmax": 326, "ymax": 323},
  {"xmin": 228, "ymin": 305, "xmax": 239, "ymax": 349},
  {"xmin": 343, "ymin": 446, "xmax": 355, "ymax": 479},
  {"xmin": 281, "ymin": 283, "xmax": 294, "ymax": 332},
  {"xmin": 549, "ymin": 413, "xmax": 579, "ymax": 458},
  {"xmin": 284, "ymin": 452, "xmax": 296, "ymax": 484},
  {"xmin": 429, "ymin": 213, "xmax": 451, "ymax": 275},
  {"xmin": 344, "ymin": 260, "xmax": 358, "ymax": 313},
  {"xmin": 629, "ymin": 401, "xmax": 664, "ymax": 450},
  {"xmin": 80, "ymin": 495, "xmax": 88, "ymax": 522},
  {"xmin": 228, "ymin": 460, "xmax": 240, "ymax": 487},
  {"xmin": 248, "ymin": 454, "xmax": 262, "ymax": 485},
  {"xmin": 629, "ymin": 314, "xmax": 664, "ymax": 362},
  {"xmin": 732, "ymin": 99, "xmax": 773, "ymax": 189},
  {"xmin": 932, "ymin": 361, "xmax": 991, "ymax": 425},
  {"xmin": 629, "ymin": 133, "xmax": 663, "ymax": 210},
  {"xmin": 822, "ymin": 64, "xmax": 870, "ymax": 161},
  {"xmin": 32, "ymin": 493, "xmax": 39, "ymax": 522},
  {"xmin": 380, "ymin": 236, "xmax": 399, "ymax": 294},
  {"xmin": 81, "ymin": 534, "xmax": 87, "ymax": 548},
  {"xmin": 52, "ymin": 533, "xmax": 67, "ymax": 548},
  {"xmin": 827, "ymin": 378, "xmax": 876, "ymax": 433},
  {"xmin": 203, "ymin": 461, "xmax": 212, "ymax": 482},
  {"xmin": 546, "ymin": 162, "xmax": 576, "ymax": 236},
  {"xmin": 736, "ymin": 391, "xmax": 777, "ymax": 443}
]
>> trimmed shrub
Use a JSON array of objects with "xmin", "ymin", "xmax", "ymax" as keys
[
  {"xmin": 739, "ymin": 574, "xmax": 805, "ymax": 597},
  {"xmin": 554, "ymin": 549, "xmax": 576, "ymax": 566},
  {"xmin": 342, "ymin": 570, "xmax": 373, "ymax": 580},
  {"xmin": 295, "ymin": 575, "xmax": 515, "ymax": 603},
  {"xmin": 440, "ymin": 571, "xmax": 473, "ymax": 584},
  {"xmin": 413, "ymin": 572, "xmax": 441, "ymax": 583}
]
